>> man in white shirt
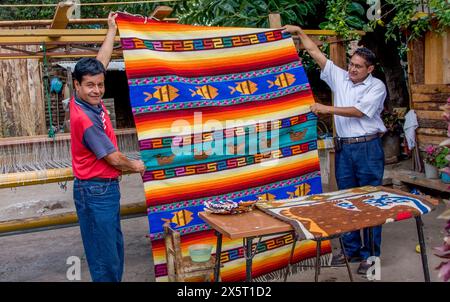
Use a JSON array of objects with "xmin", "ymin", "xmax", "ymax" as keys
[{"xmin": 283, "ymin": 25, "xmax": 387, "ymax": 275}]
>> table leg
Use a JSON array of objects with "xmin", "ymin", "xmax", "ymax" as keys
[
  {"xmin": 214, "ymin": 231, "xmax": 222, "ymax": 282},
  {"xmin": 368, "ymin": 227, "xmax": 375, "ymax": 257},
  {"xmin": 315, "ymin": 239, "xmax": 322, "ymax": 282},
  {"xmin": 284, "ymin": 232, "xmax": 297, "ymax": 282},
  {"xmin": 244, "ymin": 237, "xmax": 254, "ymax": 282},
  {"xmin": 339, "ymin": 236, "xmax": 354, "ymax": 282},
  {"xmin": 415, "ymin": 216, "xmax": 430, "ymax": 282}
]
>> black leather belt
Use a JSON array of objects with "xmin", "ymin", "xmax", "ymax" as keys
[
  {"xmin": 337, "ymin": 133, "xmax": 380, "ymax": 145},
  {"xmin": 77, "ymin": 177, "xmax": 119, "ymax": 182}
]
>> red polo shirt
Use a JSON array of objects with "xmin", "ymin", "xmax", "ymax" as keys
[{"xmin": 70, "ymin": 96, "xmax": 121, "ymax": 179}]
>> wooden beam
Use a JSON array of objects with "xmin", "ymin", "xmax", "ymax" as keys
[
  {"xmin": 0, "ymin": 128, "xmax": 135, "ymax": 147},
  {"xmin": 0, "ymin": 28, "xmax": 364, "ymax": 46},
  {"xmin": 0, "ymin": 18, "xmax": 108, "ymax": 27},
  {"xmin": 0, "ymin": 29, "xmax": 110, "ymax": 37},
  {"xmin": 412, "ymin": 92, "xmax": 450, "ymax": 103},
  {"xmin": 412, "ymin": 84, "xmax": 450, "ymax": 94},
  {"xmin": 0, "ymin": 201, "xmax": 147, "ymax": 234},
  {"xmin": 389, "ymin": 168, "xmax": 450, "ymax": 193},
  {"xmin": 413, "ymin": 102, "xmax": 447, "ymax": 111},
  {"xmin": 150, "ymin": 5, "xmax": 173, "ymax": 21},
  {"xmin": 0, "ymin": 28, "xmax": 363, "ymax": 38},
  {"xmin": 418, "ymin": 118, "xmax": 447, "ymax": 129},
  {"xmin": 299, "ymin": 30, "xmax": 365, "ymax": 36},
  {"xmin": 51, "ymin": 1, "xmax": 76, "ymax": 29},
  {"xmin": 0, "ymin": 17, "xmax": 179, "ymax": 27},
  {"xmin": 416, "ymin": 128, "xmax": 447, "ymax": 136},
  {"xmin": 416, "ymin": 109, "xmax": 444, "ymax": 120},
  {"xmin": 417, "ymin": 134, "xmax": 448, "ymax": 147},
  {"xmin": 0, "ymin": 45, "xmax": 39, "ymax": 55},
  {"xmin": 0, "ymin": 35, "xmax": 121, "ymax": 45},
  {"xmin": 0, "ymin": 51, "xmax": 123, "ymax": 60}
]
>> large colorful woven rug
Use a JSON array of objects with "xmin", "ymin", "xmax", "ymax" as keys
[{"xmin": 116, "ymin": 13, "xmax": 331, "ymax": 281}]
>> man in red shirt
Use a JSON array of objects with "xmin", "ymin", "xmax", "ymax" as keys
[{"xmin": 70, "ymin": 12, "xmax": 145, "ymax": 282}]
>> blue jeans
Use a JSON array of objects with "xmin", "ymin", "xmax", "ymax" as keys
[
  {"xmin": 335, "ymin": 137, "xmax": 384, "ymax": 260},
  {"xmin": 74, "ymin": 179, "xmax": 124, "ymax": 282}
]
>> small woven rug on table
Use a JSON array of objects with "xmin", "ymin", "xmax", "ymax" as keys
[
  {"xmin": 116, "ymin": 12, "xmax": 330, "ymax": 281},
  {"xmin": 257, "ymin": 186, "xmax": 436, "ymax": 240}
]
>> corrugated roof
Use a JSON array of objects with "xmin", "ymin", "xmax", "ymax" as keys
[{"xmin": 56, "ymin": 60, "xmax": 125, "ymax": 71}]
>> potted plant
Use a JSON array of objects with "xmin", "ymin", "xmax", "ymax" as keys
[
  {"xmin": 382, "ymin": 110, "xmax": 403, "ymax": 164},
  {"xmin": 436, "ymin": 146, "xmax": 450, "ymax": 183},
  {"xmin": 423, "ymin": 145, "xmax": 448, "ymax": 179},
  {"xmin": 439, "ymin": 98, "xmax": 450, "ymax": 183}
]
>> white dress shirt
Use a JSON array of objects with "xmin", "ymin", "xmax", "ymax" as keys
[{"xmin": 320, "ymin": 59, "xmax": 387, "ymax": 138}]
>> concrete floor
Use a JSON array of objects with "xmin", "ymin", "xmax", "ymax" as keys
[{"xmin": 0, "ymin": 168, "xmax": 448, "ymax": 282}]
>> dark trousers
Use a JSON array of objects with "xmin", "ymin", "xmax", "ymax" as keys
[
  {"xmin": 74, "ymin": 179, "xmax": 124, "ymax": 282},
  {"xmin": 335, "ymin": 137, "xmax": 384, "ymax": 260}
]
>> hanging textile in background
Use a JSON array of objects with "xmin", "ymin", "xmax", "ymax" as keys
[{"xmin": 116, "ymin": 13, "xmax": 329, "ymax": 281}]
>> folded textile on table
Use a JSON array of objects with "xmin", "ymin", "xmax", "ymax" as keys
[{"xmin": 257, "ymin": 186, "xmax": 436, "ymax": 240}]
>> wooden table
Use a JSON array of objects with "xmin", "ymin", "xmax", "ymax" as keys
[
  {"xmin": 199, "ymin": 188, "xmax": 437, "ymax": 282},
  {"xmin": 199, "ymin": 209, "xmax": 294, "ymax": 282},
  {"xmin": 199, "ymin": 209, "xmax": 350, "ymax": 282}
]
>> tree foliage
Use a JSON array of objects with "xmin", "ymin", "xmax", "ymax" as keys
[
  {"xmin": 0, "ymin": 0, "xmax": 165, "ymax": 26},
  {"xmin": 1, "ymin": 0, "xmax": 448, "ymax": 38},
  {"xmin": 175, "ymin": 0, "xmax": 323, "ymax": 27},
  {"xmin": 377, "ymin": 0, "xmax": 449, "ymax": 42}
]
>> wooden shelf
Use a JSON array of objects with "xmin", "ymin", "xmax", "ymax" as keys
[{"xmin": 388, "ymin": 168, "xmax": 450, "ymax": 193}]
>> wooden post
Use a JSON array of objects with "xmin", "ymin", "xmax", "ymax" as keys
[
  {"xmin": 424, "ymin": 28, "xmax": 449, "ymax": 84},
  {"xmin": 327, "ymin": 37, "xmax": 347, "ymax": 192},
  {"xmin": 329, "ymin": 36, "xmax": 347, "ymax": 69},
  {"xmin": 66, "ymin": 66, "xmax": 73, "ymax": 98},
  {"xmin": 63, "ymin": 66, "xmax": 72, "ymax": 133},
  {"xmin": 407, "ymin": 36, "xmax": 425, "ymax": 111},
  {"xmin": 268, "ymin": 13, "xmax": 282, "ymax": 28}
]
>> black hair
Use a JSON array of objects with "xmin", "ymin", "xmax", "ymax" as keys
[
  {"xmin": 73, "ymin": 58, "xmax": 106, "ymax": 83},
  {"xmin": 352, "ymin": 47, "xmax": 377, "ymax": 67}
]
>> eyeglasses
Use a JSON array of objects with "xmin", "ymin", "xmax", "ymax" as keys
[{"xmin": 348, "ymin": 62, "xmax": 366, "ymax": 70}]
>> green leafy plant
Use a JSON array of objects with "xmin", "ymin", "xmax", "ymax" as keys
[
  {"xmin": 369, "ymin": 0, "xmax": 450, "ymax": 54},
  {"xmin": 175, "ymin": 0, "xmax": 321, "ymax": 27},
  {"xmin": 319, "ymin": 0, "xmax": 368, "ymax": 39},
  {"xmin": 435, "ymin": 146, "xmax": 450, "ymax": 169},
  {"xmin": 0, "ymin": 0, "xmax": 163, "ymax": 23}
]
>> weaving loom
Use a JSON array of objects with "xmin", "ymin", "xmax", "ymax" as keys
[
  {"xmin": 116, "ymin": 13, "xmax": 331, "ymax": 281},
  {"xmin": 0, "ymin": 129, "xmax": 140, "ymax": 188}
]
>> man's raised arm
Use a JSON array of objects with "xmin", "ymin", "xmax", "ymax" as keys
[
  {"xmin": 96, "ymin": 12, "xmax": 118, "ymax": 69},
  {"xmin": 282, "ymin": 25, "xmax": 327, "ymax": 70}
]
